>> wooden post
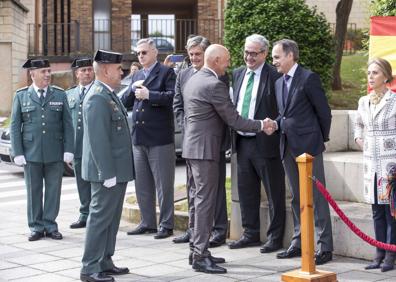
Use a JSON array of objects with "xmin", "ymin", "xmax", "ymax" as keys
[{"xmin": 281, "ymin": 153, "xmax": 337, "ymax": 282}]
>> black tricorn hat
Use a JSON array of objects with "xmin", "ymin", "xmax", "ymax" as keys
[
  {"xmin": 71, "ymin": 58, "xmax": 93, "ymax": 68},
  {"xmin": 22, "ymin": 59, "xmax": 50, "ymax": 69},
  {"xmin": 93, "ymin": 49, "xmax": 123, "ymax": 64}
]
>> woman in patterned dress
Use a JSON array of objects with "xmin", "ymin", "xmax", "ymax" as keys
[{"xmin": 355, "ymin": 57, "xmax": 396, "ymax": 272}]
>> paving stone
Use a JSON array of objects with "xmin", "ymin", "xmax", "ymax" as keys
[
  {"xmin": 47, "ymin": 247, "xmax": 83, "ymax": 258},
  {"xmin": 336, "ymin": 270, "xmax": 389, "ymax": 281},
  {"xmin": 29, "ymin": 259, "xmax": 81, "ymax": 272},
  {"xmin": 221, "ymin": 264, "xmax": 276, "ymax": 280},
  {"xmin": 0, "ymin": 266, "xmax": 44, "ymax": 280},
  {"xmin": 10, "ymin": 272, "xmax": 76, "ymax": 282},
  {"xmin": 0, "ymin": 260, "xmax": 19, "ymax": 270},
  {"xmin": 6, "ymin": 253, "xmax": 61, "ymax": 265},
  {"xmin": 130, "ymin": 264, "xmax": 186, "ymax": 277},
  {"xmin": 0, "ymin": 244, "xmax": 22, "ymax": 255}
]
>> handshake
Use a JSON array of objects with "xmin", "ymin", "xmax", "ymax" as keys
[{"xmin": 262, "ymin": 118, "xmax": 277, "ymax": 135}]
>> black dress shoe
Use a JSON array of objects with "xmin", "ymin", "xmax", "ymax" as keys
[
  {"xmin": 189, "ymin": 252, "xmax": 226, "ymax": 265},
  {"xmin": 260, "ymin": 241, "xmax": 282, "ymax": 253},
  {"xmin": 173, "ymin": 232, "xmax": 190, "ymax": 243},
  {"xmin": 154, "ymin": 227, "xmax": 173, "ymax": 239},
  {"xmin": 364, "ymin": 260, "xmax": 382, "ymax": 270},
  {"xmin": 228, "ymin": 235, "xmax": 261, "ymax": 249},
  {"xmin": 127, "ymin": 226, "xmax": 157, "ymax": 235},
  {"xmin": 209, "ymin": 236, "xmax": 226, "ymax": 248},
  {"xmin": 28, "ymin": 231, "xmax": 44, "ymax": 241},
  {"xmin": 276, "ymin": 245, "xmax": 301, "ymax": 259},
  {"xmin": 381, "ymin": 263, "xmax": 394, "ymax": 272},
  {"xmin": 192, "ymin": 256, "xmax": 227, "ymax": 274},
  {"xmin": 102, "ymin": 266, "xmax": 129, "ymax": 275},
  {"xmin": 70, "ymin": 220, "xmax": 86, "ymax": 229},
  {"xmin": 46, "ymin": 231, "xmax": 63, "ymax": 240},
  {"xmin": 315, "ymin": 251, "xmax": 332, "ymax": 265},
  {"xmin": 80, "ymin": 272, "xmax": 114, "ymax": 282}
]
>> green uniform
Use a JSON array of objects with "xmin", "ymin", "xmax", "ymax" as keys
[
  {"xmin": 66, "ymin": 84, "xmax": 93, "ymax": 222},
  {"xmin": 10, "ymin": 85, "xmax": 74, "ymax": 233},
  {"xmin": 81, "ymin": 80, "xmax": 134, "ymax": 274}
]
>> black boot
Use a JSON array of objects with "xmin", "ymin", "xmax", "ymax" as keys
[{"xmin": 192, "ymin": 253, "xmax": 227, "ymax": 274}]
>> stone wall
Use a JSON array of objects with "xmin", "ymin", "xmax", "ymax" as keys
[{"xmin": 0, "ymin": 0, "xmax": 29, "ymax": 115}]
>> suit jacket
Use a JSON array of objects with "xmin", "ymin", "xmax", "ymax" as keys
[
  {"xmin": 10, "ymin": 85, "xmax": 74, "ymax": 163},
  {"xmin": 275, "ymin": 65, "xmax": 332, "ymax": 159},
  {"xmin": 82, "ymin": 80, "xmax": 134, "ymax": 183},
  {"xmin": 66, "ymin": 83, "xmax": 93, "ymax": 159},
  {"xmin": 232, "ymin": 63, "xmax": 282, "ymax": 158},
  {"xmin": 182, "ymin": 68, "xmax": 262, "ymax": 162},
  {"xmin": 174, "ymin": 66, "xmax": 231, "ymax": 152},
  {"xmin": 121, "ymin": 62, "xmax": 176, "ymax": 147}
]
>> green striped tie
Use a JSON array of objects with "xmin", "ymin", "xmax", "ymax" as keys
[{"xmin": 241, "ymin": 71, "xmax": 255, "ymax": 118}]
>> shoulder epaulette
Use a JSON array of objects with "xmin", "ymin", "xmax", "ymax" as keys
[
  {"xmin": 15, "ymin": 86, "xmax": 28, "ymax": 93},
  {"xmin": 52, "ymin": 85, "xmax": 64, "ymax": 91},
  {"xmin": 66, "ymin": 85, "xmax": 78, "ymax": 91}
]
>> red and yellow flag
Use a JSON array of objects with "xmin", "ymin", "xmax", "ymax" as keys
[{"xmin": 369, "ymin": 16, "xmax": 396, "ymax": 92}]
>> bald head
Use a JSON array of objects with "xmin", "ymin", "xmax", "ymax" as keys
[
  {"xmin": 93, "ymin": 61, "xmax": 123, "ymax": 90},
  {"xmin": 204, "ymin": 44, "xmax": 230, "ymax": 76}
]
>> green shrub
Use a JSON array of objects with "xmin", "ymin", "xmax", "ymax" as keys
[
  {"xmin": 224, "ymin": 0, "xmax": 335, "ymax": 90},
  {"xmin": 370, "ymin": 0, "xmax": 396, "ymax": 16}
]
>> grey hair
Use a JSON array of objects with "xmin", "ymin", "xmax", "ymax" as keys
[
  {"xmin": 245, "ymin": 34, "xmax": 269, "ymax": 52},
  {"xmin": 273, "ymin": 39, "xmax": 299, "ymax": 62},
  {"xmin": 185, "ymin": 35, "xmax": 211, "ymax": 51},
  {"xmin": 137, "ymin": 38, "xmax": 157, "ymax": 49},
  {"xmin": 92, "ymin": 61, "xmax": 101, "ymax": 74}
]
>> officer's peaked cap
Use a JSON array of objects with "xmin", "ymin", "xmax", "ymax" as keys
[
  {"xmin": 22, "ymin": 59, "xmax": 50, "ymax": 69},
  {"xmin": 71, "ymin": 58, "xmax": 93, "ymax": 68},
  {"xmin": 94, "ymin": 49, "xmax": 123, "ymax": 64}
]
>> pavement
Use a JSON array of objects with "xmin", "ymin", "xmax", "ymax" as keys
[{"xmin": 1, "ymin": 166, "xmax": 396, "ymax": 281}]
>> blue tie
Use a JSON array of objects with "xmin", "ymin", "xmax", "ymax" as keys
[{"xmin": 282, "ymin": 74, "xmax": 291, "ymax": 106}]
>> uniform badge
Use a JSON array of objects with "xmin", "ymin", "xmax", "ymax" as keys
[
  {"xmin": 109, "ymin": 101, "xmax": 119, "ymax": 112},
  {"xmin": 49, "ymin": 101, "xmax": 63, "ymax": 106}
]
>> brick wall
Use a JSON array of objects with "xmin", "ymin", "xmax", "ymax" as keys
[
  {"xmin": 111, "ymin": 0, "xmax": 132, "ymax": 52},
  {"xmin": 70, "ymin": 0, "xmax": 93, "ymax": 54},
  {"xmin": 0, "ymin": 0, "xmax": 29, "ymax": 115},
  {"xmin": 197, "ymin": 0, "xmax": 225, "ymax": 44}
]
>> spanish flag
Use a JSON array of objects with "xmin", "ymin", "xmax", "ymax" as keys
[{"xmin": 369, "ymin": 16, "xmax": 396, "ymax": 92}]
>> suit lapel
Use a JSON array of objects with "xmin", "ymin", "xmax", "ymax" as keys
[
  {"xmin": 234, "ymin": 68, "xmax": 246, "ymax": 107},
  {"xmin": 275, "ymin": 78, "xmax": 284, "ymax": 114},
  {"xmin": 27, "ymin": 85, "xmax": 41, "ymax": 106},
  {"xmin": 143, "ymin": 62, "xmax": 160, "ymax": 86},
  {"xmin": 254, "ymin": 64, "xmax": 269, "ymax": 115},
  {"xmin": 284, "ymin": 66, "xmax": 302, "ymax": 112}
]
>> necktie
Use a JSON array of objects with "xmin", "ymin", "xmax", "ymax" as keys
[
  {"xmin": 38, "ymin": 89, "xmax": 45, "ymax": 105},
  {"xmin": 282, "ymin": 74, "xmax": 291, "ymax": 106},
  {"xmin": 80, "ymin": 87, "xmax": 86, "ymax": 98},
  {"xmin": 241, "ymin": 71, "xmax": 255, "ymax": 118}
]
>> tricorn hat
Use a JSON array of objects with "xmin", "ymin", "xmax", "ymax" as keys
[
  {"xmin": 93, "ymin": 49, "xmax": 123, "ymax": 64},
  {"xmin": 22, "ymin": 59, "xmax": 50, "ymax": 69},
  {"xmin": 71, "ymin": 58, "xmax": 93, "ymax": 68}
]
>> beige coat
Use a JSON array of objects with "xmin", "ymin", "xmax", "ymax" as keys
[{"xmin": 355, "ymin": 90, "xmax": 396, "ymax": 204}]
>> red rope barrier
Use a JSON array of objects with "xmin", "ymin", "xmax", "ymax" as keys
[{"xmin": 313, "ymin": 178, "xmax": 396, "ymax": 252}]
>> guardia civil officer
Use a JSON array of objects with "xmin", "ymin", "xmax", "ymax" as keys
[
  {"xmin": 80, "ymin": 50, "xmax": 134, "ymax": 282},
  {"xmin": 66, "ymin": 58, "xmax": 95, "ymax": 229},
  {"xmin": 10, "ymin": 59, "xmax": 74, "ymax": 241}
]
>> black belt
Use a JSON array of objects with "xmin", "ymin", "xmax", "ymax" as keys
[{"xmin": 238, "ymin": 134, "xmax": 256, "ymax": 139}]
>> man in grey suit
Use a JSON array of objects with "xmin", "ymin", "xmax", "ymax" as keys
[
  {"xmin": 10, "ymin": 59, "xmax": 74, "ymax": 242},
  {"xmin": 66, "ymin": 58, "xmax": 95, "ymax": 229},
  {"xmin": 228, "ymin": 34, "xmax": 285, "ymax": 253},
  {"xmin": 80, "ymin": 50, "xmax": 134, "ymax": 282},
  {"xmin": 183, "ymin": 44, "xmax": 264, "ymax": 274},
  {"xmin": 264, "ymin": 39, "xmax": 333, "ymax": 265},
  {"xmin": 173, "ymin": 35, "xmax": 229, "ymax": 247}
]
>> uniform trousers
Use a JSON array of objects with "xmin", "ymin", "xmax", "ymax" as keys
[{"xmin": 73, "ymin": 158, "xmax": 91, "ymax": 221}]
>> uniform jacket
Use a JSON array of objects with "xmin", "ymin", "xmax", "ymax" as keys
[
  {"xmin": 275, "ymin": 65, "xmax": 332, "ymax": 159},
  {"xmin": 66, "ymin": 83, "xmax": 93, "ymax": 159},
  {"xmin": 120, "ymin": 62, "xmax": 176, "ymax": 147},
  {"xmin": 81, "ymin": 80, "xmax": 134, "ymax": 183},
  {"xmin": 355, "ymin": 90, "xmax": 396, "ymax": 204},
  {"xmin": 232, "ymin": 63, "xmax": 282, "ymax": 158},
  {"xmin": 10, "ymin": 85, "xmax": 74, "ymax": 163},
  {"xmin": 182, "ymin": 68, "xmax": 262, "ymax": 162}
]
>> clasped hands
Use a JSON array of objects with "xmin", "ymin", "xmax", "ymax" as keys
[
  {"xmin": 262, "ymin": 118, "xmax": 277, "ymax": 135},
  {"xmin": 132, "ymin": 80, "xmax": 149, "ymax": 100}
]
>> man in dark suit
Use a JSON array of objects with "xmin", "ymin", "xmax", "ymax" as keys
[
  {"xmin": 183, "ymin": 44, "xmax": 265, "ymax": 274},
  {"xmin": 228, "ymin": 34, "xmax": 285, "ymax": 253},
  {"xmin": 264, "ymin": 39, "xmax": 333, "ymax": 265},
  {"xmin": 10, "ymin": 59, "xmax": 74, "ymax": 242},
  {"xmin": 80, "ymin": 50, "xmax": 134, "ymax": 282},
  {"xmin": 173, "ymin": 35, "xmax": 229, "ymax": 247},
  {"xmin": 66, "ymin": 58, "xmax": 95, "ymax": 229},
  {"xmin": 121, "ymin": 38, "xmax": 176, "ymax": 239}
]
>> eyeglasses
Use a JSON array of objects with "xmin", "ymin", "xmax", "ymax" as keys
[
  {"xmin": 244, "ymin": 50, "xmax": 265, "ymax": 58},
  {"xmin": 137, "ymin": 51, "xmax": 148, "ymax": 56}
]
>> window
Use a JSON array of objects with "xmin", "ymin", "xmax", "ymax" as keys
[{"xmin": 93, "ymin": 0, "xmax": 111, "ymax": 50}]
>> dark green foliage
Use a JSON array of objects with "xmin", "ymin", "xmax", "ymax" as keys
[
  {"xmin": 224, "ymin": 0, "xmax": 335, "ymax": 89},
  {"xmin": 370, "ymin": 0, "xmax": 396, "ymax": 16}
]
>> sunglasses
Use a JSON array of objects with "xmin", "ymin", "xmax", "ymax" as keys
[{"xmin": 137, "ymin": 51, "xmax": 148, "ymax": 56}]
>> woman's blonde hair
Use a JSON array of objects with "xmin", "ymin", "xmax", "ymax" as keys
[{"xmin": 368, "ymin": 57, "xmax": 394, "ymax": 83}]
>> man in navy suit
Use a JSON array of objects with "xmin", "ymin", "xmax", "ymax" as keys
[
  {"xmin": 121, "ymin": 38, "xmax": 176, "ymax": 239},
  {"xmin": 264, "ymin": 39, "xmax": 333, "ymax": 265},
  {"xmin": 228, "ymin": 34, "xmax": 285, "ymax": 253}
]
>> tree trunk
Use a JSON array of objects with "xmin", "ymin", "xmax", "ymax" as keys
[{"xmin": 332, "ymin": 0, "xmax": 353, "ymax": 90}]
